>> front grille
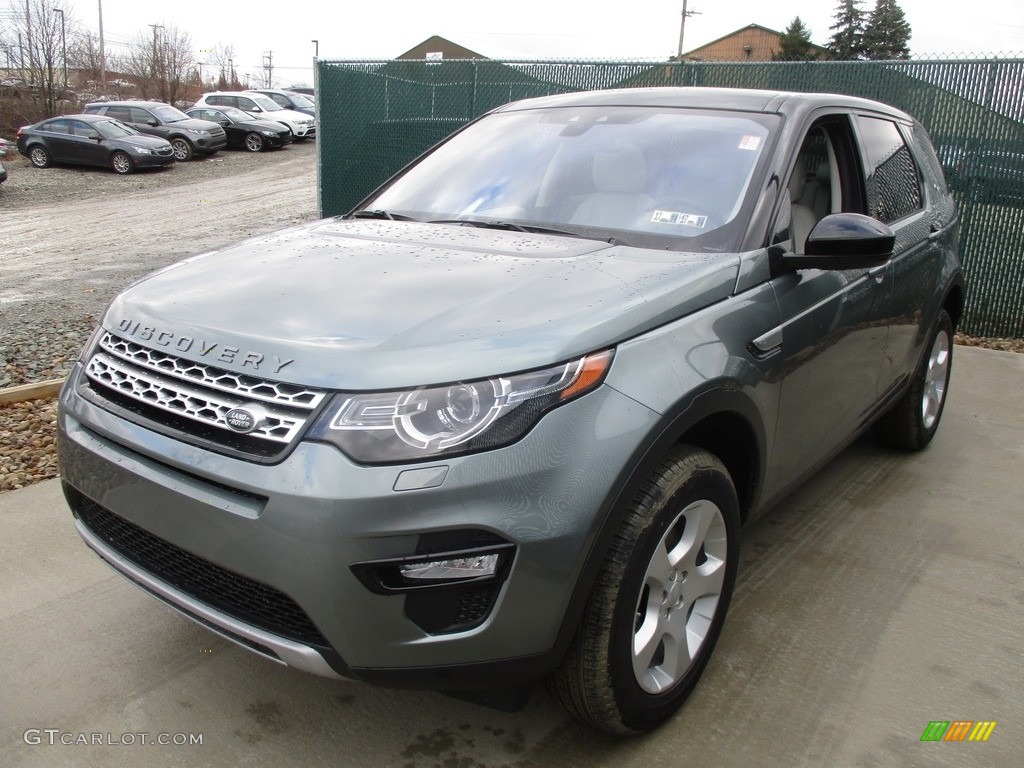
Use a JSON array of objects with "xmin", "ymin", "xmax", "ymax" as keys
[
  {"xmin": 76, "ymin": 496, "xmax": 329, "ymax": 647},
  {"xmin": 83, "ymin": 332, "xmax": 327, "ymax": 460},
  {"xmin": 156, "ymin": 146, "xmax": 173, "ymax": 157}
]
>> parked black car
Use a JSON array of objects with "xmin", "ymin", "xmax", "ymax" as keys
[
  {"xmin": 16, "ymin": 114, "xmax": 175, "ymax": 174},
  {"xmin": 185, "ymin": 106, "xmax": 293, "ymax": 152},
  {"xmin": 84, "ymin": 100, "xmax": 227, "ymax": 161},
  {"xmin": 0, "ymin": 159, "xmax": 7, "ymax": 185}
]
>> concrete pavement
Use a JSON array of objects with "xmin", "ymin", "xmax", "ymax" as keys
[{"xmin": 1, "ymin": 345, "xmax": 1021, "ymax": 767}]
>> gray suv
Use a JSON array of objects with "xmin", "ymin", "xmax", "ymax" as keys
[
  {"xmin": 84, "ymin": 100, "xmax": 227, "ymax": 161},
  {"xmin": 58, "ymin": 87, "xmax": 963, "ymax": 733}
]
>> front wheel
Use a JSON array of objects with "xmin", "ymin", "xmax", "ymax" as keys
[
  {"xmin": 244, "ymin": 132, "xmax": 265, "ymax": 152},
  {"xmin": 873, "ymin": 309, "xmax": 953, "ymax": 450},
  {"xmin": 170, "ymin": 137, "xmax": 193, "ymax": 161},
  {"xmin": 549, "ymin": 445, "xmax": 740, "ymax": 733},
  {"xmin": 110, "ymin": 151, "xmax": 134, "ymax": 175}
]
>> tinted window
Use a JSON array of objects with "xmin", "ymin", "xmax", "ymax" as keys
[
  {"xmin": 70, "ymin": 121, "xmax": 100, "ymax": 138},
  {"xmin": 41, "ymin": 119, "xmax": 71, "ymax": 134},
  {"xmin": 267, "ymin": 93, "xmax": 288, "ymax": 108},
  {"xmin": 857, "ymin": 116, "xmax": 923, "ymax": 223},
  {"xmin": 130, "ymin": 107, "xmax": 154, "ymax": 123},
  {"xmin": 105, "ymin": 106, "xmax": 133, "ymax": 122}
]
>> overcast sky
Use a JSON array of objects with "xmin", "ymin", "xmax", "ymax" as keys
[{"xmin": 77, "ymin": 0, "xmax": 1024, "ymax": 89}]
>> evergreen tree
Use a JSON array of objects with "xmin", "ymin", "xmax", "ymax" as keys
[
  {"xmin": 828, "ymin": 0, "xmax": 868, "ymax": 60},
  {"xmin": 864, "ymin": 0, "xmax": 912, "ymax": 59},
  {"xmin": 773, "ymin": 17, "xmax": 819, "ymax": 61}
]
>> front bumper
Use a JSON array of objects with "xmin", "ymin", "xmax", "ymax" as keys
[{"xmin": 58, "ymin": 363, "xmax": 656, "ymax": 688}]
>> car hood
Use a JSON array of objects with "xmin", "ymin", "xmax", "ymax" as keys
[
  {"xmin": 113, "ymin": 133, "xmax": 171, "ymax": 149},
  {"xmin": 103, "ymin": 220, "xmax": 740, "ymax": 389}
]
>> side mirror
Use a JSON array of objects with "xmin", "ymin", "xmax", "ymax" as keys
[
  {"xmin": 782, "ymin": 213, "xmax": 894, "ymax": 271},
  {"xmin": 147, "ymin": 119, "xmax": 159, "ymax": 127}
]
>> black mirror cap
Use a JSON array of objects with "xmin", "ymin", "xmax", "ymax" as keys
[{"xmin": 787, "ymin": 213, "xmax": 895, "ymax": 270}]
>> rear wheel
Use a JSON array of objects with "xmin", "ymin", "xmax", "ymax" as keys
[
  {"xmin": 28, "ymin": 145, "xmax": 51, "ymax": 168},
  {"xmin": 110, "ymin": 151, "xmax": 134, "ymax": 175},
  {"xmin": 549, "ymin": 445, "xmax": 740, "ymax": 733},
  {"xmin": 170, "ymin": 137, "xmax": 194, "ymax": 161},
  {"xmin": 873, "ymin": 309, "xmax": 953, "ymax": 450},
  {"xmin": 244, "ymin": 132, "xmax": 265, "ymax": 152}
]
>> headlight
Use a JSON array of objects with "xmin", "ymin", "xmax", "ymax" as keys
[
  {"xmin": 308, "ymin": 350, "xmax": 613, "ymax": 463},
  {"xmin": 260, "ymin": 130, "xmax": 278, "ymax": 137},
  {"xmin": 186, "ymin": 128, "xmax": 209, "ymax": 136},
  {"xmin": 131, "ymin": 146, "xmax": 152, "ymax": 155}
]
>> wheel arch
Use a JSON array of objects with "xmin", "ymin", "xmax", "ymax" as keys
[{"xmin": 550, "ymin": 384, "xmax": 767, "ymax": 661}]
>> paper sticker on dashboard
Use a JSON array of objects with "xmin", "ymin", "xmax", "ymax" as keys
[{"xmin": 652, "ymin": 210, "xmax": 708, "ymax": 228}]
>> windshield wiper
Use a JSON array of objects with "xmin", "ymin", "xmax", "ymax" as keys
[
  {"xmin": 429, "ymin": 218, "xmax": 623, "ymax": 244},
  {"xmin": 351, "ymin": 209, "xmax": 419, "ymax": 222}
]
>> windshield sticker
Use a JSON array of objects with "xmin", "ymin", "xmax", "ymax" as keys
[
  {"xmin": 652, "ymin": 210, "xmax": 708, "ymax": 228},
  {"xmin": 738, "ymin": 135, "xmax": 762, "ymax": 151}
]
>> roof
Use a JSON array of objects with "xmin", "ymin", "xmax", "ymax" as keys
[{"xmin": 493, "ymin": 86, "xmax": 912, "ymax": 121}]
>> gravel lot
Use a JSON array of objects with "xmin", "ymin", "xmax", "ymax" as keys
[{"xmin": 0, "ymin": 141, "xmax": 319, "ymax": 490}]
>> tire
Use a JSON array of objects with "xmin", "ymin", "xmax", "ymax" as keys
[
  {"xmin": 549, "ymin": 445, "xmax": 740, "ymax": 734},
  {"xmin": 110, "ymin": 151, "xmax": 134, "ymax": 175},
  {"xmin": 873, "ymin": 309, "xmax": 953, "ymax": 450},
  {"xmin": 244, "ymin": 132, "xmax": 265, "ymax": 152},
  {"xmin": 28, "ymin": 145, "xmax": 51, "ymax": 168},
  {"xmin": 170, "ymin": 137, "xmax": 194, "ymax": 162}
]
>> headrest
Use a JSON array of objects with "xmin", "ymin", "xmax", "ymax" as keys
[{"xmin": 788, "ymin": 151, "xmax": 807, "ymax": 201}]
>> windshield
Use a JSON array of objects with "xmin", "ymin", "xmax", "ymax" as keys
[
  {"xmin": 252, "ymin": 95, "xmax": 282, "ymax": 112},
  {"xmin": 363, "ymin": 106, "xmax": 777, "ymax": 252},
  {"xmin": 151, "ymin": 105, "xmax": 190, "ymax": 123},
  {"xmin": 96, "ymin": 119, "xmax": 141, "ymax": 138}
]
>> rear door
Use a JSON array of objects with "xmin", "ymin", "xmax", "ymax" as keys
[{"xmin": 853, "ymin": 115, "xmax": 938, "ymax": 399}]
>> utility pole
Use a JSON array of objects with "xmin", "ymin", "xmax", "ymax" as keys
[
  {"xmin": 263, "ymin": 50, "xmax": 273, "ymax": 89},
  {"xmin": 98, "ymin": 0, "xmax": 106, "ymax": 90},
  {"xmin": 676, "ymin": 1, "xmax": 702, "ymax": 60},
  {"xmin": 25, "ymin": 0, "xmax": 35, "ymax": 84},
  {"xmin": 55, "ymin": 8, "xmax": 67, "ymax": 89}
]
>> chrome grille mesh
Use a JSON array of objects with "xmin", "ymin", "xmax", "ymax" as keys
[{"xmin": 84, "ymin": 332, "xmax": 326, "ymax": 451}]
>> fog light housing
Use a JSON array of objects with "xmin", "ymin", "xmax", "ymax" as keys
[
  {"xmin": 400, "ymin": 554, "xmax": 499, "ymax": 581},
  {"xmin": 352, "ymin": 542, "xmax": 515, "ymax": 594},
  {"xmin": 351, "ymin": 540, "xmax": 516, "ymax": 634}
]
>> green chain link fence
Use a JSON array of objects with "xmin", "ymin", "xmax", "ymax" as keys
[{"xmin": 316, "ymin": 57, "xmax": 1024, "ymax": 338}]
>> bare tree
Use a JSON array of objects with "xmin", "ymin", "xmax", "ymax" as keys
[
  {"xmin": 0, "ymin": 0, "xmax": 76, "ymax": 115},
  {"xmin": 199, "ymin": 42, "xmax": 236, "ymax": 90},
  {"xmin": 120, "ymin": 23, "xmax": 195, "ymax": 104}
]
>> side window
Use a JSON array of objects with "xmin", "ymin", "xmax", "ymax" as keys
[
  {"xmin": 42, "ymin": 119, "xmax": 71, "ymax": 134},
  {"xmin": 774, "ymin": 120, "xmax": 848, "ymax": 253},
  {"xmin": 70, "ymin": 121, "xmax": 99, "ymax": 139},
  {"xmin": 237, "ymin": 97, "xmax": 255, "ymax": 110},
  {"xmin": 105, "ymin": 106, "xmax": 132, "ymax": 122},
  {"xmin": 857, "ymin": 116, "xmax": 923, "ymax": 224},
  {"xmin": 268, "ymin": 93, "xmax": 288, "ymax": 108},
  {"xmin": 208, "ymin": 96, "xmax": 226, "ymax": 106},
  {"xmin": 131, "ymin": 107, "xmax": 155, "ymax": 124}
]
